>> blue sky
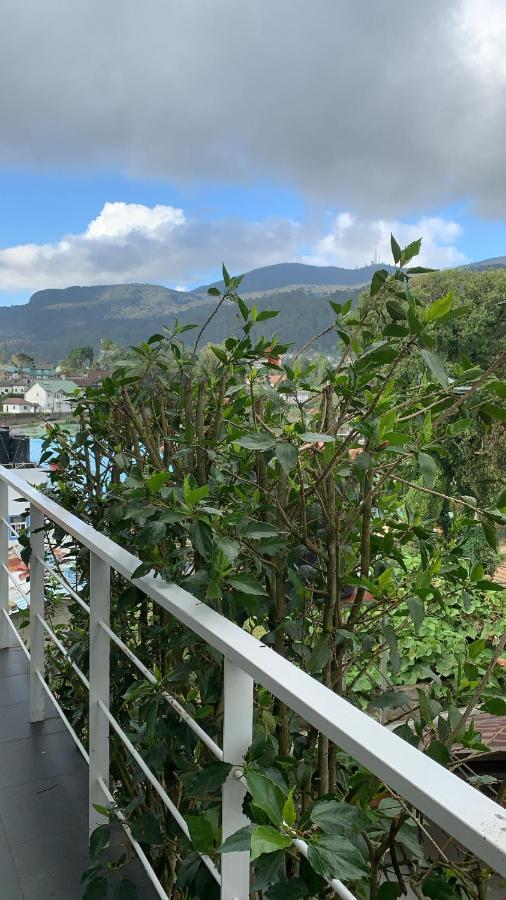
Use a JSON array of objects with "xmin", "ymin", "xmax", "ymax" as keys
[{"xmin": 1, "ymin": 1, "xmax": 505, "ymax": 306}]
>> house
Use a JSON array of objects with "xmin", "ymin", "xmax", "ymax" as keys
[
  {"xmin": 24, "ymin": 380, "xmax": 79, "ymax": 413},
  {"xmin": 66, "ymin": 369, "xmax": 106, "ymax": 387},
  {"xmin": 2, "ymin": 400, "xmax": 37, "ymax": 414},
  {"xmin": 0, "ymin": 382, "xmax": 26, "ymax": 396},
  {"xmin": 3, "ymin": 364, "xmax": 56, "ymax": 380}
]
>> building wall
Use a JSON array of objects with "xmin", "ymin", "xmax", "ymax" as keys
[
  {"xmin": 24, "ymin": 383, "xmax": 73, "ymax": 413},
  {"xmin": 2, "ymin": 403, "xmax": 35, "ymax": 413}
]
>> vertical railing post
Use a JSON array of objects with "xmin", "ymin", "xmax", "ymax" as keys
[
  {"xmin": 89, "ymin": 551, "xmax": 110, "ymax": 837},
  {"xmin": 221, "ymin": 658, "xmax": 254, "ymax": 900},
  {"xmin": 0, "ymin": 479, "xmax": 10, "ymax": 649},
  {"xmin": 29, "ymin": 504, "xmax": 45, "ymax": 721}
]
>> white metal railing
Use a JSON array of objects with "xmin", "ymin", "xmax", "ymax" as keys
[{"xmin": 0, "ymin": 465, "xmax": 505, "ymax": 900}]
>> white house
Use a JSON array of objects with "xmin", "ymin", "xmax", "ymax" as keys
[
  {"xmin": 2, "ymin": 400, "xmax": 37, "ymax": 414},
  {"xmin": 0, "ymin": 382, "xmax": 26, "ymax": 396},
  {"xmin": 24, "ymin": 379, "xmax": 78, "ymax": 414}
]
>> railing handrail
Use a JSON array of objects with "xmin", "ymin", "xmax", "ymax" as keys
[{"xmin": 1, "ymin": 464, "xmax": 505, "ymax": 883}]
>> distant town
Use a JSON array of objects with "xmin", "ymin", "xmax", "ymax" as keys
[{"xmin": 0, "ymin": 348, "xmax": 108, "ymax": 426}]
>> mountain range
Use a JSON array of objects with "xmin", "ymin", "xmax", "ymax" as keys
[{"xmin": 0, "ymin": 257, "xmax": 504, "ymax": 362}]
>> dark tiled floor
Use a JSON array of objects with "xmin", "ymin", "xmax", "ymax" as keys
[{"xmin": 0, "ymin": 647, "xmax": 157, "ymax": 899}]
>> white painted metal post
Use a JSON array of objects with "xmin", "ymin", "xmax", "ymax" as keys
[
  {"xmin": 221, "ymin": 658, "xmax": 254, "ymax": 900},
  {"xmin": 0, "ymin": 479, "xmax": 9, "ymax": 649},
  {"xmin": 89, "ymin": 551, "xmax": 111, "ymax": 836},
  {"xmin": 29, "ymin": 505, "xmax": 45, "ymax": 721}
]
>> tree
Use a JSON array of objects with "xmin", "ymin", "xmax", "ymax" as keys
[
  {"xmin": 97, "ymin": 337, "xmax": 125, "ymax": 370},
  {"xmin": 10, "ymin": 352, "xmax": 34, "ymax": 370},
  {"xmin": 38, "ymin": 241, "xmax": 506, "ymax": 898},
  {"xmin": 61, "ymin": 345, "xmax": 94, "ymax": 373}
]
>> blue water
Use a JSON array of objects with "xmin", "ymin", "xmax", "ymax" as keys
[{"xmin": 30, "ymin": 438, "xmax": 43, "ymax": 463}]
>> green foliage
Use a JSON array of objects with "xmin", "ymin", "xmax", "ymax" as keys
[{"xmin": 38, "ymin": 236, "xmax": 505, "ymax": 899}]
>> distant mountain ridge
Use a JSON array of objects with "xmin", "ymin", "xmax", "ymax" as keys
[
  {"xmin": 192, "ymin": 262, "xmax": 391, "ymax": 295},
  {"xmin": 0, "ymin": 256, "xmax": 504, "ymax": 361}
]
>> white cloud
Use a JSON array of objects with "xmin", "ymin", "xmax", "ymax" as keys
[
  {"xmin": 85, "ymin": 202, "xmax": 185, "ymax": 239},
  {"xmin": 1, "ymin": 1, "xmax": 506, "ymax": 215},
  {"xmin": 0, "ymin": 202, "xmax": 466, "ymax": 296},
  {"xmin": 0, "ymin": 202, "xmax": 303, "ymax": 292},
  {"xmin": 304, "ymin": 215, "xmax": 467, "ymax": 269}
]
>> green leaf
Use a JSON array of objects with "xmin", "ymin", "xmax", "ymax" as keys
[
  {"xmin": 185, "ymin": 815, "xmax": 215, "ymax": 854},
  {"xmin": 256, "ymin": 310, "xmax": 280, "ymax": 322},
  {"xmin": 130, "ymin": 812, "xmax": 163, "ymax": 845},
  {"xmin": 310, "ymin": 799, "xmax": 370, "ymax": 833},
  {"xmin": 378, "ymin": 885, "xmax": 403, "ymax": 900},
  {"xmin": 482, "ymin": 519, "xmax": 498, "ymax": 551},
  {"xmin": 407, "ymin": 304, "xmax": 423, "ymax": 334},
  {"xmin": 299, "ymin": 432, "xmax": 335, "ymax": 443},
  {"xmin": 252, "ymin": 850, "xmax": 285, "ymax": 890},
  {"xmin": 369, "ymin": 690, "xmax": 411, "ymax": 709},
  {"xmin": 476, "ymin": 579, "xmax": 505, "ymax": 592},
  {"xmin": 266, "ymin": 880, "xmax": 309, "ymax": 899},
  {"xmin": 400, "ymin": 238, "xmax": 422, "ymax": 266},
  {"xmin": 488, "ymin": 380, "xmax": 506, "ymax": 399},
  {"xmin": 115, "ymin": 880, "xmax": 139, "ymax": 900},
  {"xmin": 470, "ymin": 562, "xmax": 484, "ymax": 583},
  {"xmin": 418, "ymin": 451, "xmax": 438, "ymax": 487},
  {"xmin": 307, "ymin": 833, "xmax": 367, "ymax": 882},
  {"xmin": 422, "ymin": 873, "xmax": 461, "ymax": 899},
  {"xmin": 282, "ymin": 789, "xmax": 296, "ymax": 827},
  {"xmin": 246, "ymin": 771, "xmax": 286, "ymax": 825},
  {"xmin": 89, "ymin": 824, "xmax": 110, "ymax": 859},
  {"xmin": 146, "ymin": 471, "xmax": 170, "ymax": 492},
  {"xmin": 227, "ymin": 574, "xmax": 267, "ymax": 596},
  {"xmin": 242, "ymin": 522, "xmax": 281, "ymax": 540},
  {"xmin": 207, "ymin": 286, "xmax": 221, "ymax": 296},
  {"xmin": 370, "ymin": 269, "xmax": 389, "ymax": 296},
  {"xmin": 83, "ymin": 878, "xmax": 109, "ymax": 900},
  {"xmin": 307, "ymin": 637, "xmax": 331, "ymax": 673},
  {"xmin": 183, "ymin": 478, "xmax": 209, "ymax": 505},
  {"xmin": 211, "ymin": 345, "xmax": 228, "ymax": 363},
  {"xmin": 386, "ymin": 299, "xmax": 407, "ymax": 320},
  {"xmin": 390, "ymin": 234, "xmax": 401, "ymax": 264},
  {"xmin": 482, "ymin": 697, "xmax": 506, "ymax": 716},
  {"xmin": 275, "ymin": 442, "xmax": 298, "ymax": 474},
  {"xmin": 420, "ymin": 349, "xmax": 449, "ymax": 387},
  {"xmin": 481, "ymin": 403, "xmax": 506, "ymax": 422},
  {"xmin": 251, "ymin": 826, "xmax": 292, "ymax": 860},
  {"xmin": 219, "ymin": 825, "xmax": 254, "ymax": 853},
  {"xmin": 425, "ymin": 292, "xmax": 453, "ymax": 322},
  {"xmin": 406, "ymin": 597, "xmax": 425, "ymax": 634},
  {"xmin": 222, "ymin": 263, "xmax": 231, "ymax": 286},
  {"xmin": 426, "ymin": 740, "xmax": 450, "ymax": 764},
  {"xmin": 190, "ymin": 520, "xmax": 214, "ymax": 559},
  {"xmin": 383, "ymin": 623, "xmax": 401, "ymax": 675},
  {"xmin": 185, "ymin": 762, "xmax": 231, "ymax": 795},
  {"xmin": 235, "ymin": 432, "xmax": 276, "ymax": 450}
]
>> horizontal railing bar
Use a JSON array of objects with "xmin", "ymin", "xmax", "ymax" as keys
[
  {"xmin": 97, "ymin": 699, "xmax": 221, "ymax": 885},
  {"xmin": 36, "ymin": 671, "xmax": 89, "ymax": 763},
  {"xmin": 1, "ymin": 466, "xmax": 505, "ymax": 876},
  {"xmin": 1, "ymin": 562, "xmax": 30, "ymax": 601},
  {"xmin": 0, "ymin": 515, "xmax": 24, "ymax": 538},
  {"xmin": 34, "ymin": 552, "xmax": 90, "ymax": 614},
  {"xmin": 98, "ymin": 619, "xmax": 223, "ymax": 761},
  {"xmin": 97, "ymin": 776, "xmax": 169, "ymax": 900},
  {"xmin": 2, "ymin": 608, "xmax": 30, "ymax": 658},
  {"xmin": 36, "ymin": 612, "xmax": 90, "ymax": 690}
]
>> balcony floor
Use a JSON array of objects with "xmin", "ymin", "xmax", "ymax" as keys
[{"xmin": 0, "ymin": 646, "xmax": 156, "ymax": 899}]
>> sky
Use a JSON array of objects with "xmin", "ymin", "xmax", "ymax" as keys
[{"xmin": 1, "ymin": 0, "xmax": 506, "ymax": 305}]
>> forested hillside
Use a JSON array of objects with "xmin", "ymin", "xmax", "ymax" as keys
[{"xmin": 0, "ymin": 263, "xmax": 504, "ymax": 362}]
